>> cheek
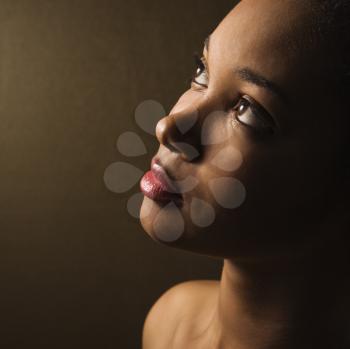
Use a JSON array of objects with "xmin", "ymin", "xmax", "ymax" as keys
[
  {"xmin": 139, "ymin": 115, "xmax": 249, "ymax": 245},
  {"xmin": 233, "ymin": 138, "xmax": 331, "ymax": 242},
  {"xmin": 181, "ymin": 142, "xmax": 247, "ymax": 234},
  {"xmin": 139, "ymin": 141, "xmax": 247, "ymax": 244},
  {"xmin": 140, "ymin": 197, "xmax": 188, "ymax": 243},
  {"xmin": 191, "ymin": 118, "xmax": 248, "ymax": 213}
]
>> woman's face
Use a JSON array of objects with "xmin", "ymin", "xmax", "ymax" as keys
[{"xmin": 139, "ymin": 0, "xmax": 347, "ymax": 259}]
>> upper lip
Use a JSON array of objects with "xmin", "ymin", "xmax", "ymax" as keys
[{"xmin": 151, "ymin": 157, "xmax": 180, "ymax": 194}]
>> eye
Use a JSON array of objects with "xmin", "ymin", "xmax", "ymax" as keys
[
  {"xmin": 191, "ymin": 54, "xmax": 209, "ymax": 88},
  {"xmin": 233, "ymin": 95, "xmax": 275, "ymax": 135}
]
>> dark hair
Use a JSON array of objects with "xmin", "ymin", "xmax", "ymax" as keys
[
  {"xmin": 313, "ymin": 0, "xmax": 350, "ymax": 96},
  {"xmin": 312, "ymin": 1, "xmax": 350, "ymax": 180}
]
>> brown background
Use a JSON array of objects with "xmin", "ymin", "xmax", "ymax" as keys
[{"xmin": 0, "ymin": 1, "xmax": 234, "ymax": 348}]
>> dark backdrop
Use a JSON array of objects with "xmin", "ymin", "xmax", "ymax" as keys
[{"xmin": 0, "ymin": 1, "xmax": 235, "ymax": 348}]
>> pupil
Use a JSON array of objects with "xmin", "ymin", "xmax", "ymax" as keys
[{"xmin": 238, "ymin": 99, "xmax": 249, "ymax": 115}]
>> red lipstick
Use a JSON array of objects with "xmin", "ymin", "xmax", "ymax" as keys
[{"xmin": 140, "ymin": 158, "xmax": 182, "ymax": 204}]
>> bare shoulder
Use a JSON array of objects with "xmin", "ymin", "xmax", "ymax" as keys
[{"xmin": 142, "ymin": 280, "xmax": 219, "ymax": 349}]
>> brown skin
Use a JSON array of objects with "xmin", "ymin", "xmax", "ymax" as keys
[{"xmin": 141, "ymin": 0, "xmax": 350, "ymax": 348}]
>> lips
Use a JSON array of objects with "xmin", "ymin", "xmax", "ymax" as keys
[{"xmin": 140, "ymin": 158, "xmax": 182, "ymax": 204}]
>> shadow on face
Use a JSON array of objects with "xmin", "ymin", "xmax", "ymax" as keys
[{"xmin": 140, "ymin": 0, "xmax": 350, "ymax": 261}]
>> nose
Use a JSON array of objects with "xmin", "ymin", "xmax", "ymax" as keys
[{"xmin": 155, "ymin": 109, "xmax": 202, "ymax": 161}]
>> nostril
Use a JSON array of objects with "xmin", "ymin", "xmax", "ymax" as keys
[
  {"xmin": 172, "ymin": 142, "xmax": 200, "ymax": 161},
  {"xmin": 155, "ymin": 113, "xmax": 202, "ymax": 161}
]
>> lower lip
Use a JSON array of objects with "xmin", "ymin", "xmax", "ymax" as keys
[{"xmin": 140, "ymin": 170, "xmax": 182, "ymax": 204}]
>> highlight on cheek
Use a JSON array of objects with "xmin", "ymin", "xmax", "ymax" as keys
[
  {"xmin": 190, "ymin": 198, "xmax": 216, "ymax": 227},
  {"xmin": 201, "ymin": 111, "xmax": 232, "ymax": 145},
  {"xmin": 211, "ymin": 146, "xmax": 243, "ymax": 172},
  {"xmin": 167, "ymin": 175, "xmax": 199, "ymax": 194},
  {"xmin": 153, "ymin": 202, "xmax": 185, "ymax": 242},
  {"xmin": 171, "ymin": 142, "xmax": 200, "ymax": 161},
  {"xmin": 209, "ymin": 177, "xmax": 246, "ymax": 209}
]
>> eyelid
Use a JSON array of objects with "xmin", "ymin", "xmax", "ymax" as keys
[
  {"xmin": 191, "ymin": 54, "xmax": 209, "ymax": 88},
  {"xmin": 239, "ymin": 95, "xmax": 277, "ymax": 129},
  {"xmin": 201, "ymin": 54, "xmax": 209, "ymax": 77}
]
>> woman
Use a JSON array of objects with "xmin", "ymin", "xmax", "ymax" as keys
[{"xmin": 140, "ymin": 0, "xmax": 350, "ymax": 348}]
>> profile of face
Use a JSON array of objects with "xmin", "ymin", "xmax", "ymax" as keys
[{"xmin": 139, "ymin": 0, "xmax": 349, "ymax": 260}]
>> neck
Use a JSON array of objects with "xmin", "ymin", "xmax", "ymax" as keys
[{"xmin": 206, "ymin": 233, "xmax": 350, "ymax": 349}]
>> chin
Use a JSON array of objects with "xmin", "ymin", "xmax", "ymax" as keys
[
  {"xmin": 140, "ymin": 195, "xmax": 188, "ymax": 244},
  {"xmin": 139, "ymin": 196, "xmax": 163, "ymax": 241},
  {"xmin": 139, "ymin": 195, "xmax": 244, "ymax": 259}
]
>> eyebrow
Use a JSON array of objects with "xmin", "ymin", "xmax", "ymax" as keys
[
  {"xmin": 204, "ymin": 35, "xmax": 289, "ymax": 105},
  {"xmin": 234, "ymin": 68, "xmax": 289, "ymax": 105}
]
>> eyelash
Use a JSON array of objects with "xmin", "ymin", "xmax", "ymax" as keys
[
  {"xmin": 190, "ymin": 55, "xmax": 276, "ymax": 135},
  {"xmin": 190, "ymin": 53, "xmax": 208, "ymax": 87},
  {"xmin": 232, "ymin": 97, "xmax": 275, "ymax": 136}
]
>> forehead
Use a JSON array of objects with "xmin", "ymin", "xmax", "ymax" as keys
[{"xmin": 210, "ymin": 0, "xmax": 328, "ymax": 101}]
